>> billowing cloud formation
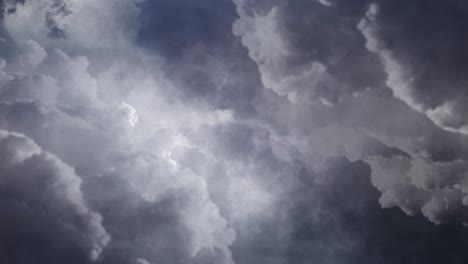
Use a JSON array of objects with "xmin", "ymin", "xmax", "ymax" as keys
[
  {"xmin": 358, "ymin": 1, "xmax": 468, "ymax": 134},
  {"xmin": 0, "ymin": 130, "xmax": 109, "ymax": 263},
  {"xmin": 233, "ymin": 0, "xmax": 468, "ymax": 228},
  {"xmin": 0, "ymin": 1, "xmax": 237, "ymax": 263},
  {"xmin": 4, "ymin": 0, "xmax": 468, "ymax": 263}
]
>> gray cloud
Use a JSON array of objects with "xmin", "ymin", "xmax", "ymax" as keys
[
  {"xmin": 0, "ymin": 130, "xmax": 109, "ymax": 263},
  {"xmin": 358, "ymin": 1, "xmax": 468, "ymax": 134},
  {"xmin": 0, "ymin": 1, "xmax": 243, "ymax": 263},
  {"xmin": 3, "ymin": 0, "xmax": 468, "ymax": 263}
]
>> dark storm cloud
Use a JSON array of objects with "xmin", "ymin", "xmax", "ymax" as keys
[
  {"xmin": 233, "ymin": 0, "xmax": 468, "ymax": 226},
  {"xmin": 0, "ymin": 130, "xmax": 109, "ymax": 263},
  {"xmin": 358, "ymin": 0, "xmax": 468, "ymax": 134},
  {"xmin": 135, "ymin": 0, "xmax": 261, "ymax": 116},
  {"xmin": 233, "ymin": 0, "xmax": 385, "ymax": 105},
  {"xmin": 227, "ymin": 12, "xmax": 468, "ymax": 264},
  {"xmin": 287, "ymin": 158, "xmax": 468, "ymax": 264},
  {"xmin": 3, "ymin": 0, "xmax": 468, "ymax": 264},
  {"xmin": 356, "ymin": 1, "xmax": 468, "ymax": 223}
]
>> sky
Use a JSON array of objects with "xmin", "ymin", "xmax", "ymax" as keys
[{"xmin": 2, "ymin": 0, "xmax": 468, "ymax": 263}]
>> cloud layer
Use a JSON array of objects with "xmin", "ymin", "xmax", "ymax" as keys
[
  {"xmin": 3, "ymin": 0, "xmax": 468, "ymax": 263},
  {"xmin": 233, "ymin": 0, "xmax": 468, "ymax": 227}
]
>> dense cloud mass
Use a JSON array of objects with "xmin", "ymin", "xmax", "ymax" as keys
[
  {"xmin": 3, "ymin": 0, "xmax": 468, "ymax": 263},
  {"xmin": 233, "ymin": 0, "xmax": 468, "ymax": 224},
  {"xmin": 0, "ymin": 130, "xmax": 109, "ymax": 263}
]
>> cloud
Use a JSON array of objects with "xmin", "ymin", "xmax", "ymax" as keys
[
  {"xmin": 0, "ymin": 129, "xmax": 109, "ymax": 263},
  {"xmin": 233, "ymin": 0, "xmax": 468, "ymax": 229},
  {"xmin": 4, "ymin": 0, "xmax": 468, "ymax": 263},
  {"xmin": 358, "ymin": 1, "xmax": 468, "ymax": 134},
  {"xmin": 233, "ymin": 0, "xmax": 383, "ymax": 106},
  {"xmin": 0, "ymin": 1, "xmax": 240, "ymax": 263}
]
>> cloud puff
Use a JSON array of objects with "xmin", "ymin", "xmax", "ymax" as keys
[
  {"xmin": 5, "ymin": 0, "xmax": 468, "ymax": 263},
  {"xmin": 367, "ymin": 156, "xmax": 468, "ymax": 224},
  {"xmin": 358, "ymin": 1, "xmax": 468, "ymax": 134},
  {"xmin": 233, "ymin": 0, "xmax": 468, "ymax": 228},
  {"xmin": 0, "ymin": 1, "xmax": 240, "ymax": 263},
  {"xmin": 0, "ymin": 129, "xmax": 109, "ymax": 262},
  {"xmin": 233, "ymin": 0, "xmax": 383, "ymax": 106}
]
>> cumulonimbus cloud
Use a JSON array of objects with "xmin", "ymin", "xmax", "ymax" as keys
[
  {"xmin": 0, "ymin": 129, "xmax": 110, "ymax": 262},
  {"xmin": 4, "ymin": 0, "xmax": 468, "ymax": 263},
  {"xmin": 233, "ymin": 0, "xmax": 468, "ymax": 228}
]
